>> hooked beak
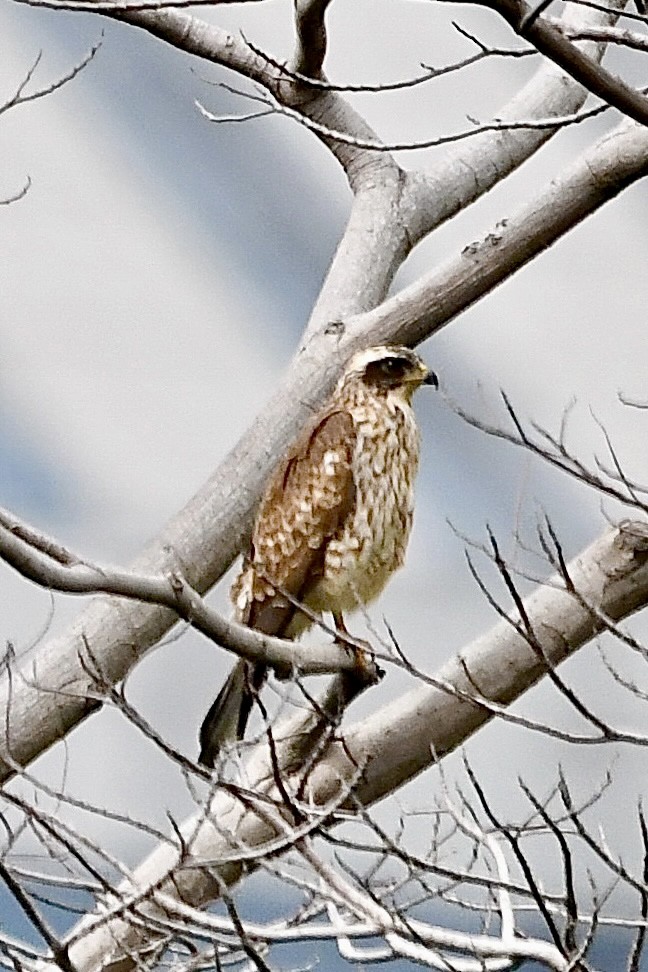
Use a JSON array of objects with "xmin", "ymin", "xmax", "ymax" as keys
[{"xmin": 422, "ymin": 369, "xmax": 439, "ymax": 389}]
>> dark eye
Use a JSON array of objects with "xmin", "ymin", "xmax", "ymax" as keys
[
  {"xmin": 380, "ymin": 357, "xmax": 407, "ymax": 377},
  {"xmin": 363, "ymin": 355, "xmax": 411, "ymax": 386}
]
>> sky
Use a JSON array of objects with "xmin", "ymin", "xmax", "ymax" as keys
[{"xmin": 2, "ymin": 0, "xmax": 648, "ymax": 963}]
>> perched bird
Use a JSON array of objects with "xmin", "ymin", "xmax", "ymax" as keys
[{"xmin": 198, "ymin": 345, "xmax": 437, "ymax": 767}]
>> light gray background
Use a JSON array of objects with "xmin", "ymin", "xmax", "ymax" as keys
[{"xmin": 2, "ymin": 0, "xmax": 648, "ymax": 926}]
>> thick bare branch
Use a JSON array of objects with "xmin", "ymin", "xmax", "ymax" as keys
[
  {"xmin": 59, "ymin": 522, "xmax": 648, "ymax": 971},
  {"xmin": 291, "ymin": 0, "xmax": 332, "ymax": 79},
  {"xmin": 347, "ymin": 117, "xmax": 648, "ymax": 350}
]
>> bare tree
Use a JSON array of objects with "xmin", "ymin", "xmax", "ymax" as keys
[{"xmin": 2, "ymin": 1, "xmax": 648, "ymax": 970}]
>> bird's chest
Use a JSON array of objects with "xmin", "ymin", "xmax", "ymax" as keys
[{"xmin": 313, "ymin": 399, "xmax": 420, "ymax": 610}]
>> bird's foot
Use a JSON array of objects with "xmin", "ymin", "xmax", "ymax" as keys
[
  {"xmin": 336, "ymin": 636, "xmax": 384, "ymax": 687},
  {"xmin": 331, "ymin": 613, "xmax": 383, "ymax": 686}
]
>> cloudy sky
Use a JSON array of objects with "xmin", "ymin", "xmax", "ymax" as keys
[{"xmin": 2, "ymin": 0, "xmax": 648, "ymax": 949}]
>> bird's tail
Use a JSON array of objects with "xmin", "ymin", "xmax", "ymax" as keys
[{"xmin": 198, "ymin": 660, "xmax": 268, "ymax": 768}]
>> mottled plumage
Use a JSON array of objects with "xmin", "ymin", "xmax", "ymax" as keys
[{"xmin": 198, "ymin": 345, "xmax": 436, "ymax": 767}]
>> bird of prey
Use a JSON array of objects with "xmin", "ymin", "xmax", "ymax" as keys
[{"xmin": 198, "ymin": 344, "xmax": 437, "ymax": 767}]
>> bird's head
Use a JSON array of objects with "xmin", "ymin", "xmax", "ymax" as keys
[{"xmin": 340, "ymin": 345, "xmax": 438, "ymax": 402}]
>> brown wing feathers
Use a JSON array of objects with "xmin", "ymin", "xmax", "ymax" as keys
[
  {"xmin": 198, "ymin": 410, "xmax": 356, "ymax": 766},
  {"xmin": 235, "ymin": 409, "xmax": 356, "ymax": 637}
]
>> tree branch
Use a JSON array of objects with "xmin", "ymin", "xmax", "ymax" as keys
[
  {"xmin": 1, "ymin": 109, "xmax": 646, "ymax": 790},
  {"xmin": 60, "ymin": 522, "xmax": 648, "ymax": 972},
  {"xmin": 0, "ymin": 509, "xmax": 367, "ymax": 678},
  {"xmin": 554, "ymin": 19, "xmax": 648, "ymax": 52},
  {"xmin": 0, "ymin": 0, "xmax": 634, "ymax": 790},
  {"xmin": 346, "ymin": 117, "xmax": 648, "ymax": 350},
  {"xmin": 291, "ymin": 0, "xmax": 332, "ymax": 78},
  {"xmin": 476, "ymin": 0, "xmax": 648, "ymax": 125}
]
